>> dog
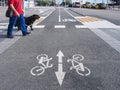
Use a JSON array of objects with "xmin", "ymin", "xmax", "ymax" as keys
[{"xmin": 15, "ymin": 14, "xmax": 40, "ymax": 31}]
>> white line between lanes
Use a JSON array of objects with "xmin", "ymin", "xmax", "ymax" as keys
[
  {"xmin": 75, "ymin": 25, "xmax": 88, "ymax": 28},
  {"xmin": 54, "ymin": 25, "xmax": 66, "ymax": 28}
]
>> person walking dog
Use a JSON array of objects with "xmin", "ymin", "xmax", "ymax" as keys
[{"xmin": 7, "ymin": 0, "xmax": 30, "ymax": 38}]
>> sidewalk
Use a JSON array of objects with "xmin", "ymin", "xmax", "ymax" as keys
[{"xmin": 0, "ymin": 6, "xmax": 9, "ymax": 23}]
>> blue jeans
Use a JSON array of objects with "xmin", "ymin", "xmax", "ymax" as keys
[{"xmin": 7, "ymin": 14, "xmax": 27, "ymax": 36}]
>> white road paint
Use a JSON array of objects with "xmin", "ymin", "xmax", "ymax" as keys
[
  {"xmin": 59, "ymin": 7, "xmax": 61, "ymax": 22},
  {"xmin": 64, "ymin": 8, "xmax": 74, "ymax": 18},
  {"xmin": 67, "ymin": 54, "xmax": 91, "ymax": 76},
  {"xmin": 59, "ymin": 16, "xmax": 61, "ymax": 22},
  {"xmin": 65, "ymin": 8, "xmax": 120, "ymax": 29},
  {"xmin": 0, "ymin": 26, "xmax": 7, "ymax": 29},
  {"xmin": 33, "ymin": 25, "xmax": 45, "ymax": 28},
  {"xmin": 46, "ymin": 9, "xmax": 55, "ymax": 18},
  {"xmin": 75, "ymin": 25, "xmax": 88, "ymax": 28},
  {"xmin": 39, "ymin": 9, "xmax": 44, "ymax": 14},
  {"xmin": 90, "ymin": 28, "xmax": 120, "ymax": 53},
  {"xmin": 62, "ymin": 19, "xmax": 76, "ymax": 22},
  {"xmin": 0, "ymin": 23, "xmax": 8, "ymax": 25},
  {"xmin": 55, "ymin": 50, "xmax": 66, "ymax": 86},
  {"xmin": 31, "ymin": 54, "xmax": 53, "ymax": 76},
  {"xmin": 83, "ymin": 20, "xmax": 120, "ymax": 28},
  {"xmin": 0, "ymin": 23, "xmax": 8, "ymax": 29},
  {"xmin": 64, "ymin": 8, "xmax": 82, "ymax": 23},
  {"xmin": 54, "ymin": 25, "xmax": 66, "ymax": 28},
  {"xmin": 0, "ymin": 25, "xmax": 20, "ymax": 30},
  {"xmin": 30, "ymin": 51, "xmax": 91, "ymax": 85}
]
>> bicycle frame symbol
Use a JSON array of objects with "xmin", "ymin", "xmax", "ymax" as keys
[
  {"xmin": 31, "ymin": 54, "xmax": 53, "ymax": 76},
  {"xmin": 67, "ymin": 54, "xmax": 91, "ymax": 76}
]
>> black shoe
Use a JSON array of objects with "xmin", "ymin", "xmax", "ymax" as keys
[{"xmin": 7, "ymin": 35, "xmax": 14, "ymax": 38}]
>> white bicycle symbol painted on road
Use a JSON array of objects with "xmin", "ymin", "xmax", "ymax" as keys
[
  {"xmin": 30, "ymin": 54, "xmax": 53, "ymax": 76},
  {"xmin": 67, "ymin": 54, "xmax": 91, "ymax": 76}
]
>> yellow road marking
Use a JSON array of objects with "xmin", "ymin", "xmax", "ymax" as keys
[{"xmin": 76, "ymin": 17, "xmax": 103, "ymax": 23}]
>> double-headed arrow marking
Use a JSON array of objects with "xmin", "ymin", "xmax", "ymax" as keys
[{"xmin": 55, "ymin": 50, "xmax": 66, "ymax": 86}]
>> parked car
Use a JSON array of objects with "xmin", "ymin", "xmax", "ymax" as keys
[
  {"xmin": 82, "ymin": 2, "xmax": 92, "ymax": 8},
  {"xmin": 91, "ymin": 3, "xmax": 96, "ymax": 8},
  {"xmin": 95, "ymin": 3, "xmax": 106, "ymax": 9},
  {"xmin": 73, "ymin": 2, "xmax": 80, "ymax": 8}
]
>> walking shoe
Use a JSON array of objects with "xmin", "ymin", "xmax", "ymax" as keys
[
  {"xmin": 7, "ymin": 35, "xmax": 14, "ymax": 38},
  {"xmin": 23, "ymin": 32, "xmax": 31, "ymax": 36},
  {"xmin": 26, "ymin": 32, "xmax": 31, "ymax": 34}
]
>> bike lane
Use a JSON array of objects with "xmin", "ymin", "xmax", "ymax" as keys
[{"xmin": 0, "ymin": 7, "xmax": 120, "ymax": 90}]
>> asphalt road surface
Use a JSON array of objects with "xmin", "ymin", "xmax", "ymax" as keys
[{"xmin": 0, "ymin": 7, "xmax": 120, "ymax": 90}]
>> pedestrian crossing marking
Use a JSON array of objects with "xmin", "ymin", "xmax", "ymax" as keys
[
  {"xmin": 33, "ymin": 25, "xmax": 45, "ymax": 28},
  {"xmin": 0, "ymin": 23, "xmax": 8, "ymax": 25},
  {"xmin": 76, "ymin": 16, "xmax": 103, "ymax": 23}
]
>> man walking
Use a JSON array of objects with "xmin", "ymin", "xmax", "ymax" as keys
[{"xmin": 7, "ymin": 0, "xmax": 30, "ymax": 38}]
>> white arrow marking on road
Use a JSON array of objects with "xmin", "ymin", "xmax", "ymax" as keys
[{"xmin": 55, "ymin": 50, "xmax": 66, "ymax": 86}]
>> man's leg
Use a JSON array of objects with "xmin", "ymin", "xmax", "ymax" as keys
[
  {"xmin": 19, "ymin": 14, "xmax": 29, "ymax": 35},
  {"xmin": 7, "ymin": 16, "xmax": 18, "ymax": 37}
]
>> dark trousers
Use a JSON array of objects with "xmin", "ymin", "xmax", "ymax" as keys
[{"xmin": 7, "ymin": 14, "xmax": 27, "ymax": 36}]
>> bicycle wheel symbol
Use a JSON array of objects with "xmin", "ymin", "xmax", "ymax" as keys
[
  {"xmin": 67, "ymin": 54, "xmax": 91, "ymax": 76},
  {"xmin": 76, "ymin": 66, "xmax": 91, "ymax": 76},
  {"xmin": 30, "ymin": 54, "xmax": 53, "ymax": 76},
  {"xmin": 31, "ymin": 66, "xmax": 45, "ymax": 76}
]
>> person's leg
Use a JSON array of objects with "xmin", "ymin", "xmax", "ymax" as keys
[
  {"xmin": 19, "ymin": 14, "xmax": 30, "ymax": 35},
  {"xmin": 7, "ymin": 16, "xmax": 18, "ymax": 37}
]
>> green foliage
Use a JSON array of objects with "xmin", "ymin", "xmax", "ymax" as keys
[{"xmin": 36, "ymin": 0, "xmax": 56, "ymax": 6}]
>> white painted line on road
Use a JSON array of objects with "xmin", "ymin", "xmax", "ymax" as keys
[
  {"xmin": 62, "ymin": 19, "xmax": 76, "ymax": 22},
  {"xmin": 41, "ymin": 10, "xmax": 51, "ymax": 16},
  {"xmin": 54, "ymin": 25, "xmax": 66, "ymax": 28},
  {"xmin": 0, "ymin": 26, "xmax": 17, "ymax": 30},
  {"xmin": 39, "ymin": 9, "xmax": 44, "ymax": 14},
  {"xmin": 0, "ymin": 23, "xmax": 8, "ymax": 25},
  {"xmin": 64, "ymin": 9, "xmax": 82, "ymax": 23},
  {"xmin": 75, "ymin": 25, "xmax": 88, "ymax": 28},
  {"xmin": 0, "ymin": 26, "xmax": 7, "ymax": 29},
  {"xmin": 90, "ymin": 28, "xmax": 120, "ymax": 53},
  {"xmin": 115, "ymin": 26, "xmax": 120, "ymax": 28},
  {"xmin": 59, "ymin": 7, "xmax": 61, "ymax": 22},
  {"xmin": 59, "ymin": 16, "xmax": 61, "ymax": 22},
  {"xmin": 64, "ymin": 8, "xmax": 74, "ymax": 18},
  {"xmin": 33, "ymin": 25, "xmax": 45, "ymax": 28},
  {"xmin": 46, "ymin": 9, "xmax": 55, "ymax": 18},
  {"xmin": 0, "ymin": 31, "xmax": 21, "ymax": 54}
]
